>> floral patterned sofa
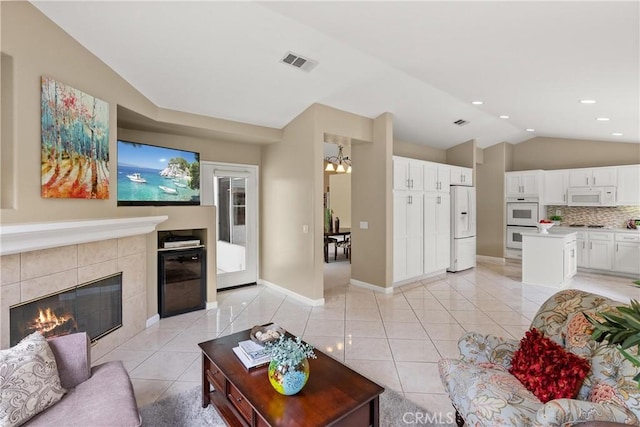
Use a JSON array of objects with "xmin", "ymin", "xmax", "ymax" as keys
[{"xmin": 438, "ymin": 289, "xmax": 640, "ymax": 426}]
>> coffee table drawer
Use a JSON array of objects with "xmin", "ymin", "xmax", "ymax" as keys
[
  {"xmin": 228, "ymin": 383, "xmax": 252, "ymax": 423},
  {"xmin": 206, "ymin": 360, "xmax": 225, "ymax": 392}
]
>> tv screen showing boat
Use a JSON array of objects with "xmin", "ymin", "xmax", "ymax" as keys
[{"xmin": 117, "ymin": 139, "xmax": 200, "ymax": 206}]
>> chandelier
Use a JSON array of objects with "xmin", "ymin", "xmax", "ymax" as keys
[{"xmin": 324, "ymin": 145, "xmax": 352, "ymax": 174}]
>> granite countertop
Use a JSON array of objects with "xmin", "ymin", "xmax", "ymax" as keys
[
  {"xmin": 522, "ymin": 229, "xmax": 577, "ymax": 238},
  {"xmin": 553, "ymin": 226, "xmax": 640, "ymax": 234}
]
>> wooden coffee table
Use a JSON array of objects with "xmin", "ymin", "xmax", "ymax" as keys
[{"xmin": 199, "ymin": 329, "xmax": 384, "ymax": 427}]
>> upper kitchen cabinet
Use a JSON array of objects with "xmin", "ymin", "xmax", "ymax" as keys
[
  {"xmin": 505, "ymin": 171, "xmax": 543, "ymax": 198},
  {"xmin": 393, "ymin": 156, "xmax": 424, "ymax": 191},
  {"xmin": 423, "ymin": 161, "xmax": 451, "ymax": 192},
  {"xmin": 450, "ymin": 166, "xmax": 473, "ymax": 186},
  {"xmin": 543, "ymin": 170, "xmax": 570, "ymax": 205},
  {"xmin": 616, "ymin": 164, "xmax": 640, "ymax": 206},
  {"xmin": 568, "ymin": 167, "xmax": 617, "ymax": 187}
]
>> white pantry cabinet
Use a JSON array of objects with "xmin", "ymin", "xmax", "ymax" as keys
[
  {"xmin": 569, "ymin": 167, "xmax": 617, "ymax": 187},
  {"xmin": 423, "ymin": 162, "xmax": 451, "ymax": 192},
  {"xmin": 450, "ymin": 166, "xmax": 473, "ymax": 186},
  {"xmin": 424, "ymin": 193, "xmax": 450, "ymax": 274},
  {"xmin": 393, "ymin": 191, "xmax": 423, "ymax": 282},
  {"xmin": 614, "ymin": 234, "xmax": 640, "ymax": 275},
  {"xmin": 505, "ymin": 171, "xmax": 543, "ymax": 198},
  {"xmin": 543, "ymin": 170, "xmax": 570, "ymax": 205},
  {"xmin": 393, "ymin": 157, "xmax": 424, "ymax": 191},
  {"xmin": 616, "ymin": 164, "xmax": 640, "ymax": 206}
]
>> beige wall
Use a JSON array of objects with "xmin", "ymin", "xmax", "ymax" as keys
[
  {"xmin": 446, "ymin": 139, "xmax": 476, "ymax": 168},
  {"xmin": 476, "ymin": 143, "xmax": 510, "ymax": 258},
  {"xmin": 0, "ymin": 2, "xmax": 277, "ymax": 319},
  {"xmin": 261, "ymin": 106, "xmax": 321, "ymax": 300},
  {"xmin": 328, "ymin": 174, "xmax": 351, "ymax": 229},
  {"xmin": 351, "ymin": 113, "xmax": 394, "ymax": 288},
  {"xmin": 512, "ymin": 137, "xmax": 640, "ymax": 171},
  {"xmin": 393, "ymin": 139, "xmax": 447, "ymax": 163}
]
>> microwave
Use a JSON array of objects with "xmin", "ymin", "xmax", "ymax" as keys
[
  {"xmin": 567, "ymin": 186, "xmax": 616, "ymax": 207},
  {"xmin": 506, "ymin": 202, "xmax": 539, "ymax": 226}
]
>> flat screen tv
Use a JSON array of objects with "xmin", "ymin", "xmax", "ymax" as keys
[{"xmin": 117, "ymin": 139, "xmax": 200, "ymax": 206}]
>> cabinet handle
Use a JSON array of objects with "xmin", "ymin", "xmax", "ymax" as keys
[
  {"xmin": 563, "ymin": 193, "xmax": 566, "ymax": 202},
  {"xmin": 411, "ymin": 179, "xmax": 414, "ymax": 189},
  {"xmin": 616, "ymin": 244, "xmax": 619, "ymax": 252},
  {"xmin": 586, "ymin": 177, "xmax": 589, "ymax": 185},
  {"xmin": 593, "ymin": 177, "xmax": 596, "ymax": 185},
  {"xmin": 437, "ymin": 196, "xmax": 441, "ymax": 204},
  {"xmin": 590, "ymin": 242, "xmax": 593, "ymax": 250},
  {"xmin": 406, "ymin": 179, "xmax": 410, "ymax": 189}
]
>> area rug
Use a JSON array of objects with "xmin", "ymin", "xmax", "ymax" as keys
[{"xmin": 139, "ymin": 385, "xmax": 454, "ymax": 426}]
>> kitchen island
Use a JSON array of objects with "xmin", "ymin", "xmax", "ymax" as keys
[{"xmin": 522, "ymin": 229, "xmax": 577, "ymax": 287}]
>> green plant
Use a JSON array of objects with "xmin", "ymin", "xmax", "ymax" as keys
[
  {"xmin": 586, "ymin": 299, "xmax": 640, "ymax": 387},
  {"xmin": 550, "ymin": 215, "xmax": 562, "ymax": 221},
  {"xmin": 265, "ymin": 336, "xmax": 317, "ymax": 367}
]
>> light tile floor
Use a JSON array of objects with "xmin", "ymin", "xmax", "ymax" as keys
[{"xmin": 95, "ymin": 259, "xmax": 639, "ymax": 416}]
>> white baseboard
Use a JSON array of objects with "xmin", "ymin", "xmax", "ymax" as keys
[
  {"xmin": 391, "ymin": 270, "xmax": 446, "ymax": 288},
  {"xmin": 476, "ymin": 255, "xmax": 505, "ymax": 265},
  {"xmin": 350, "ymin": 278, "xmax": 394, "ymax": 294},
  {"xmin": 146, "ymin": 314, "xmax": 160, "ymax": 328},
  {"xmin": 259, "ymin": 279, "xmax": 325, "ymax": 306},
  {"xmin": 206, "ymin": 301, "xmax": 218, "ymax": 310}
]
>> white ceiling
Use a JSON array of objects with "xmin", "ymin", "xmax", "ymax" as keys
[{"xmin": 32, "ymin": 1, "xmax": 639, "ymax": 149}]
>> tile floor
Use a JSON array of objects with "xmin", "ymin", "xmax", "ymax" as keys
[{"xmin": 95, "ymin": 259, "xmax": 639, "ymax": 417}]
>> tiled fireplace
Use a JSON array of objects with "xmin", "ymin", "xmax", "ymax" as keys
[{"xmin": 0, "ymin": 216, "xmax": 167, "ymax": 360}]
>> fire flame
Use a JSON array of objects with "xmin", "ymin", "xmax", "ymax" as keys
[{"xmin": 31, "ymin": 308, "xmax": 74, "ymax": 334}]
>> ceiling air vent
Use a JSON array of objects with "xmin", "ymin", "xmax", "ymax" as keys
[
  {"xmin": 453, "ymin": 119, "xmax": 470, "ymax": 126},
  {"xmin": 280, "ymin": 51, "xmax": 318, "ymax": 72}
]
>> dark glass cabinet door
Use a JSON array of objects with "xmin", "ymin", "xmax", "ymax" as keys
[{"xmin": 158, "ymin": 248, "xmax": 206, "ymax": 318}]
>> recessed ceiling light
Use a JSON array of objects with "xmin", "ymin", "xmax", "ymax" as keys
[
  {"xmin": 596, "ymin": 117, "xmax": 610, "ymax": 121},
  {"xmin": 471, "ymin": 101, "xmax": 483, "ymax": 105},
  {"xmin": 499, "ymin": 115, "xmax": 510, "ymax": 119},
  {"xmin": 526, "ymin": 128, "xmax": 535, "ymax": 132},
  {"xmin": 611, "ymin": 132, "xmax": 623, "ymax": 136},
  {"xmin": 580, "ymin": 99, "xmax": 597, "ymax": 104}
]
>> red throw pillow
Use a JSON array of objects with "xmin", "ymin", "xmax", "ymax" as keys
[{"xmin": 509, "ymin": 328, "xmax": 591, "ymax": 403}]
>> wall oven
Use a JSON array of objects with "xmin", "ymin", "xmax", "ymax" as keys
[
  {"xmin": 506, "ymin": 226, "xmax": 535, "ymax": 249},
  {"xmin": 506, "ymin": 201, "xmax": 539, "ymax": 226}
]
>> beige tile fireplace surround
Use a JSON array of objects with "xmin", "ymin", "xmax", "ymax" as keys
[{"xmin": 0, "ymin": 216, "xmax": 167, "ymax": 360}]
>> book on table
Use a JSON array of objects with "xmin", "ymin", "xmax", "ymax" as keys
[{"xmin": 233, "ymin": 340, "xmax": 271, "ymax": 369}]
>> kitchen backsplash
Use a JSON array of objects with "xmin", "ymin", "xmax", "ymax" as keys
[{"xmin": 546, "ymin": 206, "xmax": 640, "ymax": 229}]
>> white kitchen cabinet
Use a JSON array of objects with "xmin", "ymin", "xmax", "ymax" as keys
[
  {"xmin": 423, "ymin": 162, "xmax": 451, "ymax": 192},
  {"xmin": 576, "ymin": 232, "xmax": 588, "ymax": 268},
  {"xmin": 564, "ymin": 239, "xmax": 578, "ymax": 281},
  {"xmin": 614, "ymin": 234, "xmax": 640, "ymax": 275},
  {"xmin": 393, "ymin": 191, "xmax": 423, "ymax": 282},
  {"xmin": 543, "ymin": 170, "xmax": 570, "ymax": 205},
  {"xmin": 450, "ymin": 166, "xmax": 473, "ymax": 186},
  {"xmin": 616, "ymin": 164, "xmax": 640, "ymax": 206},
  {"xmin": 424, "ymin": 193, "xmax": 450, "ymax": 274},
  {"xmin": 505, "ymin": 171, "xmax": 543, "ymax": 198},
  {"xmin": 587, "ymin": 232, "xmax": 614, "ymax": 271},
  {"xmin": 522, "ymin": 230, "xmax": 577, "ymax": 287},
  {"xmin": 393, "ymin": 157, "xmax": 424, "ymax": 191},
  {"xmin": 569, "ymin": 167, "xmax": 617, "ymax": 187}
]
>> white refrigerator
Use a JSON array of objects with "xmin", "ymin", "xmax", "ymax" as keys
[{"xmin": 448, "ymin": 186, "xmax": 476, "ymax": 272}]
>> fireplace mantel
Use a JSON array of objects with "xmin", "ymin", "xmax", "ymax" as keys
[{"xmin": 0, "ymin": 216, "xmax": 168, "ymax": 255}]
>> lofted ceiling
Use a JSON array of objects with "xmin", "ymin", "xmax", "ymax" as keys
[{"xmin": 32, "ymin": 1, "xmax": 639, "ymax": 149}]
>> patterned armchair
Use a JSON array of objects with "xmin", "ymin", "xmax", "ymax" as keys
[{"xmin": 438, "ymin": 289, "xmax": 640, "ymax": 426}]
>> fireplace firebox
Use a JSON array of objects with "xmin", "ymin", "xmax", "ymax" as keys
[{"xmin": 9, "ymin": 273, "xmax": 122, "ymax": 346}]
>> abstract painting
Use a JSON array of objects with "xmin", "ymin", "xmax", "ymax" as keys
[{"xmin": 41, "ymin": 76, "xmax": 109, "ymax": 199}]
